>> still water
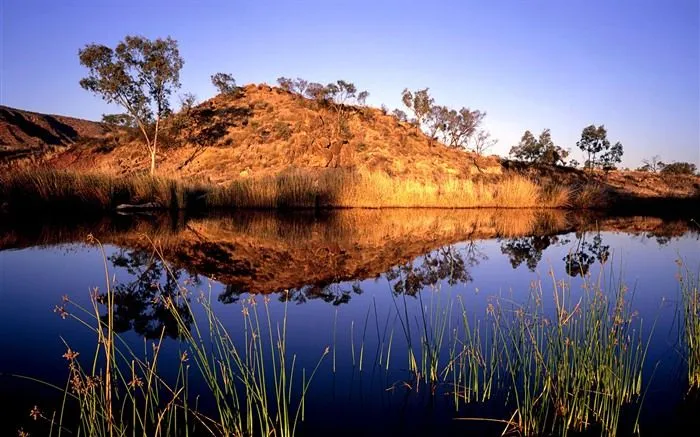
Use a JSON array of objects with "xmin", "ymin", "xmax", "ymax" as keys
[{"xmin": 1, "ymin": 209, "xmax": 698, "ymax": 436}]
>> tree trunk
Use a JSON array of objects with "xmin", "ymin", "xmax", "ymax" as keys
[
  {"xmin": 150, "ymin": 116, "xmax": 160, "ymax": 175},
  {"xmin": 150, "ymin": 149, "xmax": 156, "ymax": 175}
]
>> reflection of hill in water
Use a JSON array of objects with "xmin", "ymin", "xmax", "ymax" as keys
[{"xmin": 0, "ymin": 209, "xmax": 695, "ymax": 297}]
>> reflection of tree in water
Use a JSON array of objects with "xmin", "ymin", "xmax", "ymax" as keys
[
  {"xmin": 386, "ymin": 243, "xmax": 485, "ymax": 295},
  {"xmin": 220, "ymin": 282, "xmax": 363, "ymax": 306},
  {"xmin": 647, "ymin": 234, "xmax": 672, "ymax": 246},
  {"xmin": 282, "ymin": 282, "xmax": 363, "ymax": 305},
  {"xmin": 642, "ymin": 222, "xmax": 697, "ymax": 246},
  {"xmin": 500, "ymin": 235, "xmax": 566, "ymax": 271},
  {"xmin": 104, "ymin": 249, "xmax": 197, "ymax": 339},
  {"xmin": 563, "ymin": 232, "xmax": 610, "ymax": 277}
]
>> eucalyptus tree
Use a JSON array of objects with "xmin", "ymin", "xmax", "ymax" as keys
[
  {"xmin": 401, "ymin": 87, "xmax": 435, "ymax": 128},
  {"xmin": 211, "ymin": 72, "xmax": 239, "ymax": 96},
  {"xmin": 510, "ymin": 129, "xmax": 568, "ymax": 165},
  {"xmin": 576, "ymin": 124, "xmax": 623, "ymax": 171},
  {"xmin": 638, "ymin": 155, "xmax": 664, "ymax": 172},
  {"xmin": 79, "ymin": 35, "xmax": 184, "ymax": 174}
]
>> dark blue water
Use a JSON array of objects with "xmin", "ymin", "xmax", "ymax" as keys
[{"xmin": 1, "ymin": 211, "xmax": 698, "ymax": 436}]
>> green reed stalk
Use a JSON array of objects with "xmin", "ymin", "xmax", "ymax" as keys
[
  {"xmin": 28, "ymin": 235, "xmax": 328, "ymax": 437},
  {"xmin": 678, "ymin": 264, "xmax": 700, "ymax": 390}
]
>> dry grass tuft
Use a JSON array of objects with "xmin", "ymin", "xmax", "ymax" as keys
[
  {"xmin": 0, "ymin": 169, "xmax": 209, "ymax": 212},
  {"xmin": 209, "ymin": 169, "xmax": 572, "ymax": 209},
  {"xmin": 569, "ymin": 182, "xmax": 611, "ymax": 209},
  {"xmin": 1, "ymin": 168, "xmax": 584, "ymax": 212}
]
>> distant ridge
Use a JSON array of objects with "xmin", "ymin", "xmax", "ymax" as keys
[{"xmin": 0, "ymin": 105, "xmax": 103, "ymax": 160}]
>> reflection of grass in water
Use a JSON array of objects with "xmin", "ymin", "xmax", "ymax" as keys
[
  {"xmin": 678, "ymin": 262, "xmax": 700, "ymax": 390},
  {"xmin": 20, "ymin": 236, "xmax": 327, "ymax": 437}
]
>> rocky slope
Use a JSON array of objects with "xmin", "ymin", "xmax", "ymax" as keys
[
  {"xmin": 2, "ymin": 84, "xmax": 698, "ymax": 205},
  {"xmin": 0, "ymin": 105, "xmax": 104, "ymax": 161}
]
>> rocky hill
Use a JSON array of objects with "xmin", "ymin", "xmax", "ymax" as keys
[
  {"xmin": 34, "ymin": 84, "xmax": 501, "ymax": 183},
  {"xmin": 0, "ymin": 105, "xmax": 104, "ymax": 161},
  {"xmin": 1, "ymin": 84, "xmax": 698, "ymax": 209}
]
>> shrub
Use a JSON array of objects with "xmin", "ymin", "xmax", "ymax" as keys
[{"xmin": 660, "ymin": 162, "xmax": 697, "ymax": 175}]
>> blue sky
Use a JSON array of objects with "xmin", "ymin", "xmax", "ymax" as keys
[{"xmin": 1, "ymin": 0, "xmax": 698, "ymax": 167}]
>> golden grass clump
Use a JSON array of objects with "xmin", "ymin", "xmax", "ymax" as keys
[
  {"xmin": 0, "ymin": 169, "xmax": 209, "ymax": 212},
  {"xmin": 569, "ymin": 182, "xmax": 611, "ymax": 209},
  {"xmin": 209, "ymin": 169, "xmax": 573, "ymax": 209},
  {"xmin": 1, "ymin": 168, "xmax": 590, "ymax": 211}
]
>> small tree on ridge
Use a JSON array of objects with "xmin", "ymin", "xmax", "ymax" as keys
[
  {"xmin": 576, "ymin": 124, "xmax": 623, "ymax": 171},
  {"xmin": 211, "ymin": 73, "xmax": 240, "ymax": 96}
]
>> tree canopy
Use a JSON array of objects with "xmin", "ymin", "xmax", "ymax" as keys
[
  {"xmin": 401, "ymin": 87, "xmax": 487, "ymax": 151},
  {"xmin": 660, "ymin": 162, "xmax": 697, "ymax": 175},
  {"xmin": 79, "ymin": 35, "xmax": 184, "ymax": 174},
  {"xmin": 509, "ymin": 129, "xmax": 568, "ymax": 165},
  {"xmin": 576, "ymin": 125, "xmax": 623, "ymax": 171},
  {"xmin": 211, "ymin": 73, "xmax": 240, "ymax": 96}
]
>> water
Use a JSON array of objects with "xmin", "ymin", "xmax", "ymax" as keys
[{"xmin": 0, "ymin": 209, "xmax": 698, "ymax": 436}]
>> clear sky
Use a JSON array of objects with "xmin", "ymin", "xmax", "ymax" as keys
[{"xmin": 1, "ymin": 0, "xmax": 698, "ymax": 167}]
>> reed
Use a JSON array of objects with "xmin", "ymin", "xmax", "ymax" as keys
[
  {"xmin": 456, "ymin": 271, "xmax": 652, "ymax": 437},
  {"xmin": 25, "ymin": 236, "xmax": 327, "ymax": 437},
  {"xmin": 35, "ymin": 236, "xmax": 197, "ymax": 437},
  {"xmin": 678, "ymin": 263, "xmax": 700, "ymax": 390},
  {"xmin": 447, "ymin": 295, "xmax": 499, "ymax": 405},
  {"xmin": 383, "ymin": 257, "xmax": 652, "ymax": 436}
]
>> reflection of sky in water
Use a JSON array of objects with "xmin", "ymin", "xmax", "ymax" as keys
[{"xmin": 1, "ymin": 229, "xmax": 698, "ymax": 435}]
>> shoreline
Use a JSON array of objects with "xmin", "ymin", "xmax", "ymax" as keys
[{"xmin": 1, "ymin": 168, "xmax": 698, "ymax": 214}]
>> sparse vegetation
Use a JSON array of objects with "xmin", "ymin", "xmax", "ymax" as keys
[
  {"xmin": 211, "ymin": 72, "xmax": 241, "ymax": 96},
  {"xmin": 4, "ymin": 164, "xmax": 698, "ymax": 213},
  {"xmin": 509, "ymin": 129, "xmax": 568, "ymax": 165},
  {"xmin": 661, "ymin": 161, "xmax": 697, "ymax": 175},
  {"xmin": 0, "ymin": 168, "xmax": 585, "ymax": 212},
  {"xmin": 470, "ymin": 129, "xmax": 497, "ymax": 155},
  {"xmin": 79, "ymin": 35, "xmax": 184, "ymax": 174},
  {"xmin": 400, "ymin": 87, "xmax": 488, "ymax": 151},
  {"xmin": 27, "ymin": 237, "xmax": 328, "ymax": 437},
  {"xmin": 401, "ymin": 87, "xmax": 435, "ymax": 128},
  {"xmin": 207, "ymin": 169, "xmax": 573, "ymax": 209},
  {"xmin": 638, "ymin": 155, "xmax": 665, "ymax": 173},
  {"xmin": 4, "ymin": 61, "xmax": 698, "ymax": 212},
  {"xmin": 0, "ymin": 169, "xmax": 209, "ymax": 212},
  {"xmin": 576, "ymin": 124, "xmax": 623, "ymax": 171},
  {"xmin": 391, "ymin": 108, "xmax": 408, "ymax": 122},
  {"xmin": 276, "ymin": 77, "xmax": 309, "ymax": 96},
  {"xmin": 678, "ymin": 264, "xmax": 700, "ymax": 390},
  {"xmin": 366, "ymin": 263, "xmax": 652, "ymax": 436}
]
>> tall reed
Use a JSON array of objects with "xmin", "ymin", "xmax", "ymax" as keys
[
  {"xmin": 26, "ymin": 235, "xmax": 327, "ymax": 437},
  {"xmin": 457, "ymin": 271, "xmax": 653, "ymax": 437},
  {"xmin": 678, "ymin": 263, "xmax": 700, "ymax": 390}
]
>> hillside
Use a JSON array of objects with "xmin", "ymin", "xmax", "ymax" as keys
[
  {"xmin": 1, "ymin": 83, "xmax": 698, "ymax": 210},
  {"xmin": 36, "ymin": 84, "xmax": 501, "ymax": 183},
  {"xmin": 0, "ymin": 105, "xmax": 104, "ymax": 161}
]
